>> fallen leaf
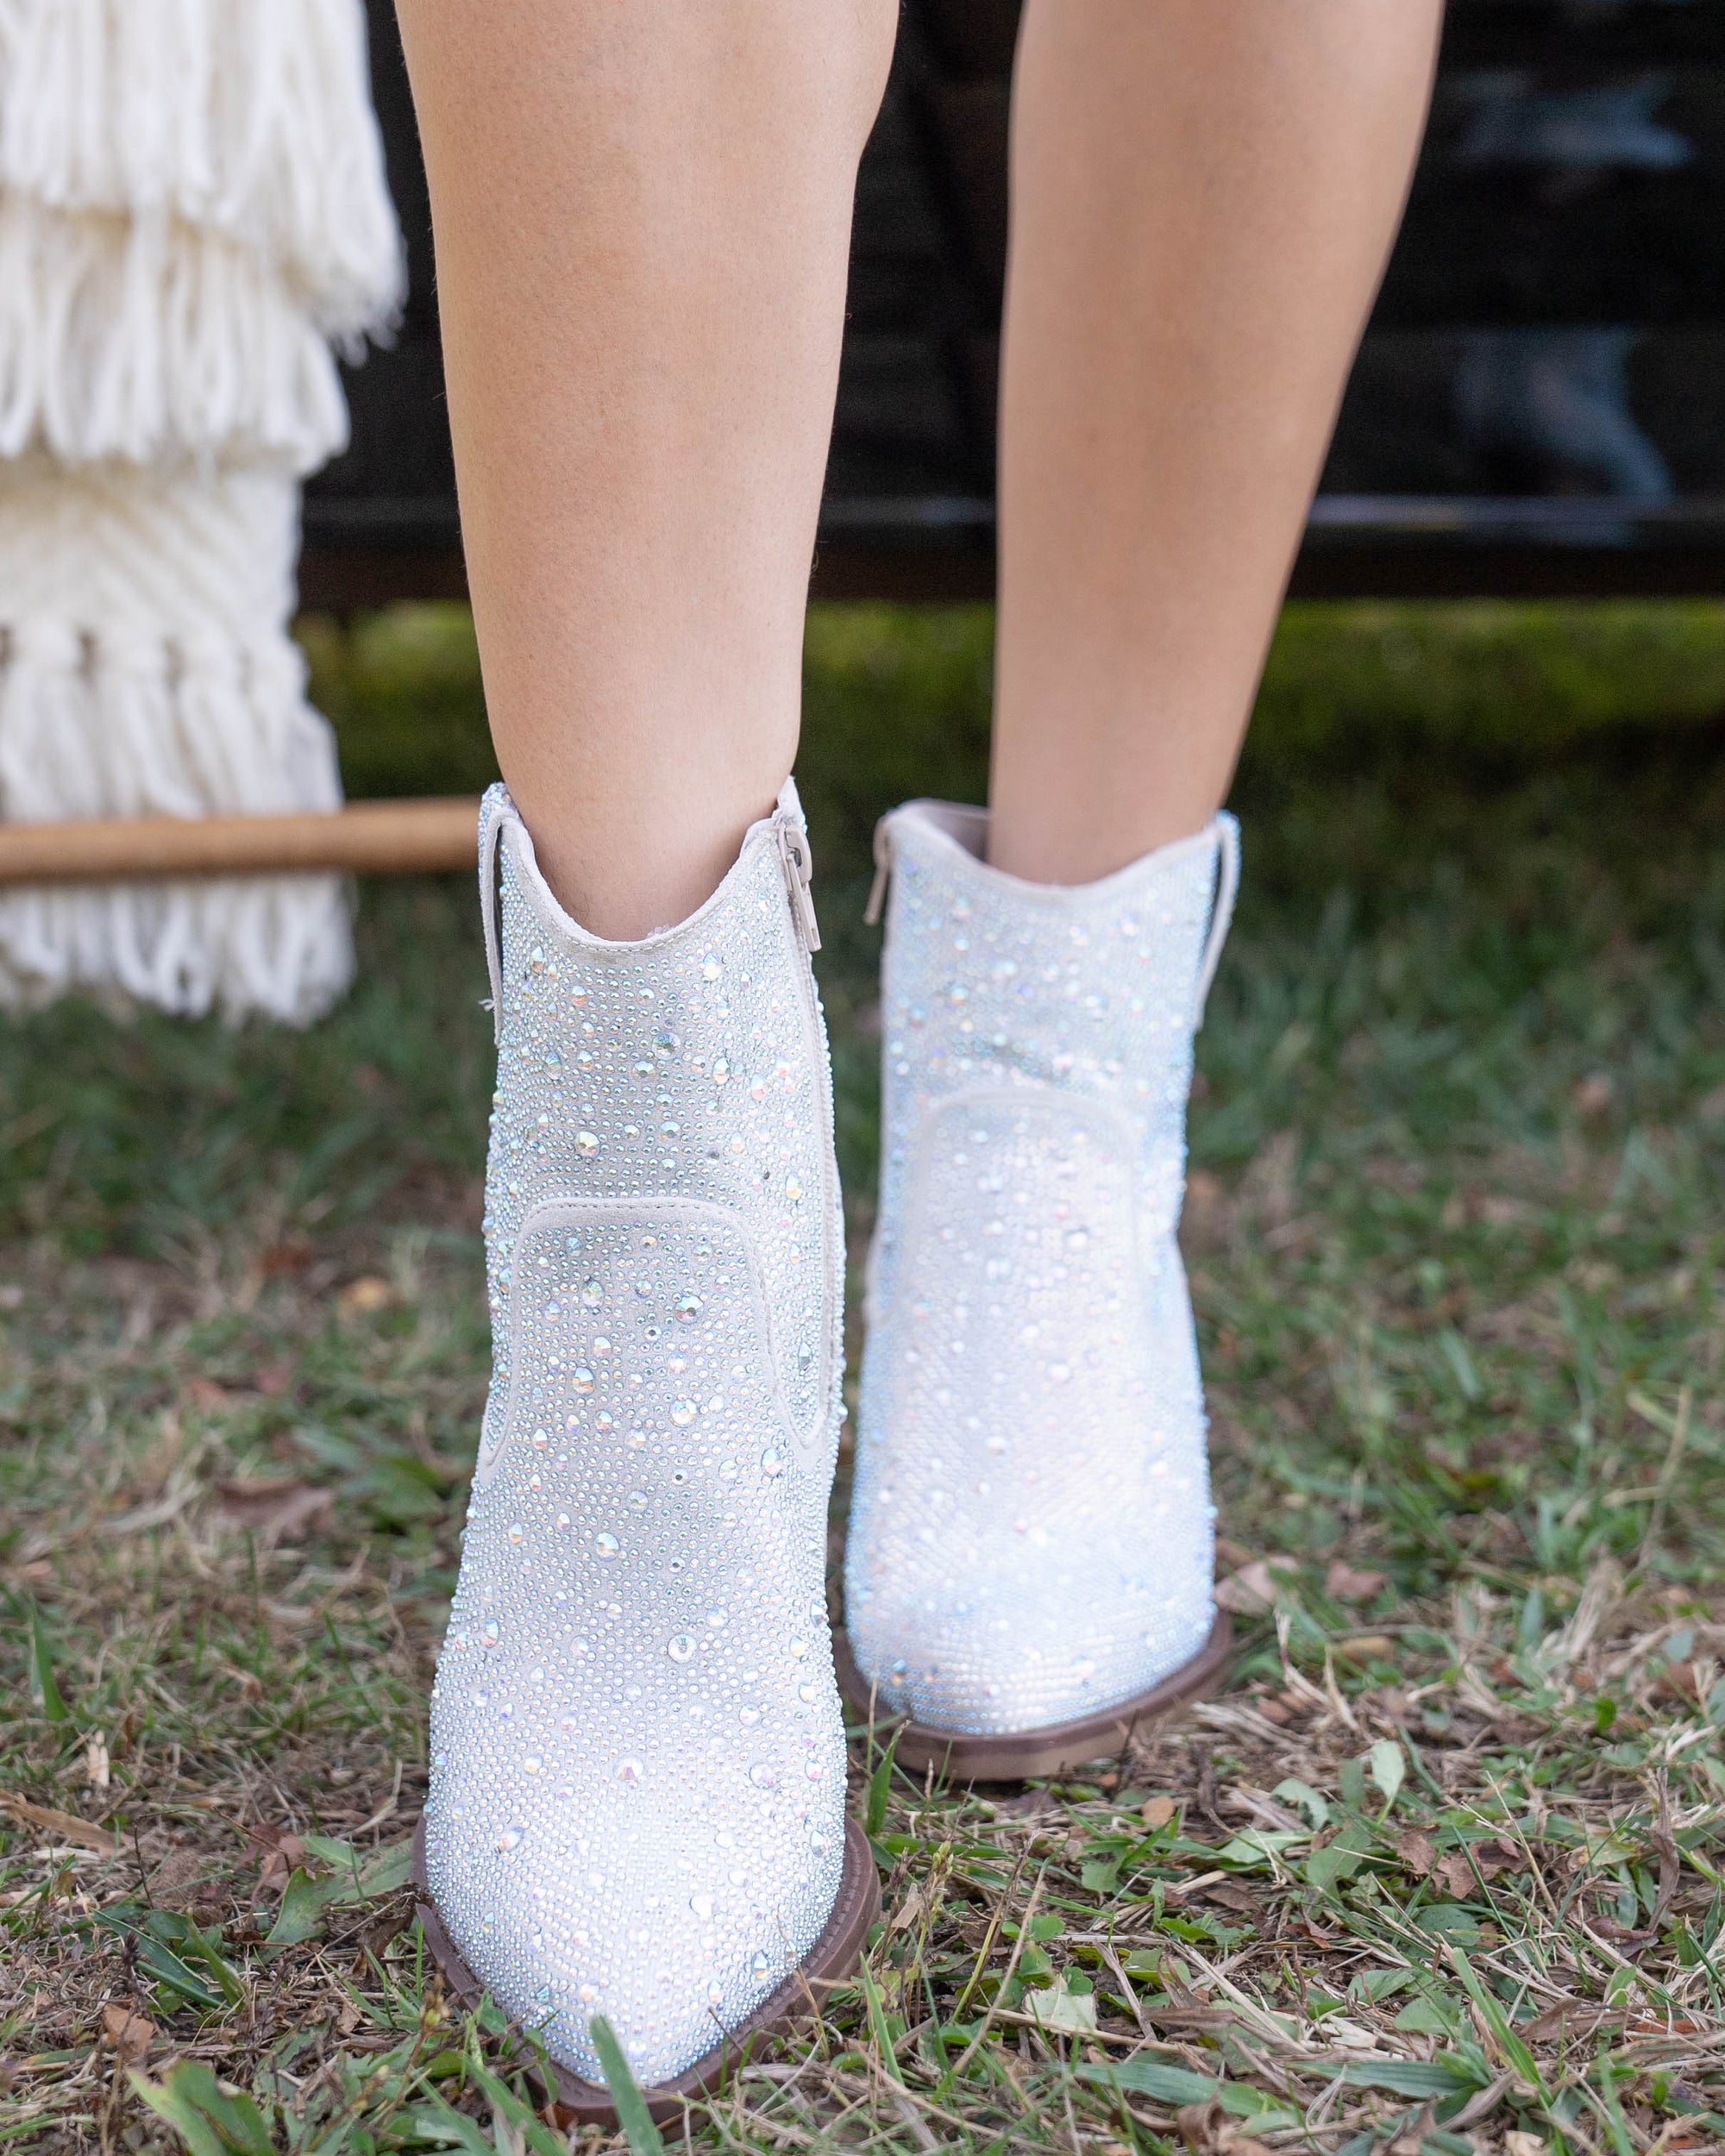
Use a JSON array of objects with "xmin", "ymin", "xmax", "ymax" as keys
[
  {"xmin": 185, "ymin": 1377, "xmax": 235, "ymax": 1409},
  {"xmin": 0, "ymin": 1792, "xmax": 117, "ymax": 1855},
  {"xmin": 338, "ymin": 1275, "xmax": 395, "ymax": 1315},
  {"xmin": 216, "ymin": 1479, "xmax": 335, "ymax": 1539},
  {"xmin": 886, "ymin": 1883, "xmax": 925, "ymax": 1935},
  {"xmin": 1521, "ymin": 2002, "xmax": 1615, "ymax": 2043},
  {"xmin": 1396, "ymin": 1828, "xmax": 1437, "ymax": 1877},
  {"xmin": 1181, "ymin": 1169, "xmax": 1228, "ymax": 1252},
  {"xmin": 1326, "ymin": 1561, "xmax": 1388, "ymax": 1602},
  {"xmin": 1141, "ymin": 1796, "xmax": 1176, "ymax": 1829},
  {"xmin": 337, "ymin": 1999, "xmax": 363, "ymax": 2037},
  {"xmin": 1574, "ymin": 1073, "xmax": 1615, "ymax": 1117},
  {"xmin": 1504, "ymin": 2134, "xmax": 1550, "ymax": 2156},
  {"xmin": 1439, "ymin": 1852, "xmax": 1475, "ymax": 1899},
  {"xmin": 1254, "ymin": 1695, "xmax": 1292, "ymax": 1725},
  {"xmin": 101, "ymin": 2002, "xmax": 154, "ymax": 2065},
  {"xmin": 1662, "ymin": 1661, "xmax": 1704, "ymax": 1705},
  {"xmin": 1433, "ymin": 1838, "xmax": 1525, "ymax": 1895},
  {"xmin": 1024, "ymin": 1974, "xmax": 1098, "ymax": 2034},
  {"xmin": 1176, "ymin": 2103, "xmax": 1275, "ymax": 2156},
  {"xmin": 1215, "ymin": 1558, "xmax": 1298, "ymax": 1614},
  {"xmin": 358, "ymin": 1904, "xmax": 414, "ymax": 1956},
  {"xmin": 259, "ymin": 1239, "xmax": 314, "ymax": 1276},
  {"xmin": 1474, "ymin": 1837, "xmax": 1527, "ymax": 1881},
  {"xmin": 249, "ymin": 1826, "xmax": 307, "ymax": 1897}
]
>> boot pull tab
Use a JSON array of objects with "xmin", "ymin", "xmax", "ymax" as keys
[
  {"xmin": 478, "ymin": 784, "xmax": 511, "ymax": 1044},
  {"xmin": 775, "ymin": 816, "xmax": 822, "ymax": 953},
  {"xmin": 1193, "ymin": 812, "xmax": 1240, "ymax": 1031},
  {"xmin": 863, "ymin": 814, "xmax": 894, "ymax": 927}
]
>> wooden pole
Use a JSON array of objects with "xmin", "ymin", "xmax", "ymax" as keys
[{"xmin": 0, "ymin": 799, "xmax": 482, "ymax": 886}]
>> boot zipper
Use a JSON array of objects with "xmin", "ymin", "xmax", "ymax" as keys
[
  {"xmin": 863, "ymin": 815, "xmax": 894, "ymax": 927},
  {"xmin": 775, "ymin": 817, "xmax": 822, "ymax": 953},
  {"xmin": 772, "ymin": 811, "xmax": 842, "ymax": 1447}
]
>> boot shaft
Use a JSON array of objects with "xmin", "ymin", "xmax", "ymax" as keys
[
  {"xmin": 846, "ymin": 799, "xmax": 1238, "ymax": 1737},
  {"xmin": 426, "ymin": 784, "xmax": 853, "ymax": 2088},
  {"xmin": 475, "ymin": 782, "xmax": 843, "ymax": 1480},
  {"xmin": 869, "ymin": 799, "xmax": 1238, "ymax": 1316}
]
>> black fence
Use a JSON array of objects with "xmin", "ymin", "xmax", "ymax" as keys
[{"xmin": 303, "ymin": 0, "xmax": 1725, "ymax": 606}]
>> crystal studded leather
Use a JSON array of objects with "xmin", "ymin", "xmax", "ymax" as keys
[
  {"xmin": 423, "ymin": 781, "xmax": 850, "ymax": 2088},
  {"xmin": 846, "ymin": 799, "xmax": 1239, "ymax": 1738}
]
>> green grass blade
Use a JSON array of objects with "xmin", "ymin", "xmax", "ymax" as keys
[
  {"xmin": 127, "ymin": 2063, "xmax": 274, "ymax": 2156},
  {"xmin": 1448, "ymin": 1946, "xmax": 1548, "ymax": 2100},
  {"xmin": 1079, "ymin": 2061, "xmax": 1220, "ymax": 2105},
  {"xmin": 26, "ymin": 1601, "xmax": 66, "ymax": 1722},
  {"xmin": 1340, "ymin": 2059, "xmax": 1488, "ymax": 2099},
  {"xmin": 404, "ymin": 2095, "xmax": 495, "ymax": 2156},
  {"xmin": 128, "ymin": 2071, "xmax": 227, "ymax": 2156},
  {"xmin": 865, "ymin": 1732, "xmax": 899, "ymax": 1838},
  {"xmin": 180, "ymin": 1914, "xmax": 247, "ymax": 2009},
  {"xmin": 859, "ymin": 1959, "xmax": 906, "ymax": 2085},
  {"xmin": 588, "ymin": 2015, "xmax": 665, "ymax": 2156},
  {"xmin": 1590, "ymin": 2047, "xmax": 1636, "ymax": 2156},
  {"xmin": 465, "ymin": 2057, "xmax": 566, "ymax": 2156}
]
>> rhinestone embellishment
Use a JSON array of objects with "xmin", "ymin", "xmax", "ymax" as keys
[
  {"xmin": 847, "ymin": 802, "xmax": 1235, "ymax": 1735},
  {"xmin": 426, "ymin": 785, "xmax": 849, "ymax": 2089}
]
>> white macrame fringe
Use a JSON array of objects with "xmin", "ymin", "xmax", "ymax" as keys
[
  {"xmin": 0, "ymin": 195, "xmax": 350, "ymax": 468},
  {"xmin": 0, "ymin": 455, "xmax": 354, "ymax": 1025},
  {"xmin": 0, "ymin": 0, "xmax": 403, "ymax": 335},
  {"xmin": 0, "ymin": 0, "xmax": 399, "ymax": 1024}
]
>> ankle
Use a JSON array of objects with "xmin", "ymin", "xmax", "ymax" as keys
[{"xmin": 499, "ymin": 791, "xmax": 782, "ymax": 943}]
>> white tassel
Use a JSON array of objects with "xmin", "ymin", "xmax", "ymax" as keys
[
  {"xmin": 0, "ymin": 0, "xmax": 404, "ymax": 334},
  {"xmin": 0, "ymin": 0, "xmax": 400, "ymax": 1025},
  {"xmin": 0, "ymin": 195, "xmax": 351, "ymax": 468},
  {"xmin": 0, "ymin": 454, "xmax": 354, "ymax": 1025}
]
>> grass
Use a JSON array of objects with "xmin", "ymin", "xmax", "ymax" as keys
[{"xmin": 3, "ymin": 604, "xmax": 1725, "ymax": 2154}]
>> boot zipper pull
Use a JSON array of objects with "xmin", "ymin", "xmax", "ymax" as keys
[
  {"xmin": 863, "ymin": 816, "xmax": 894, "ymax": 927},
  {"xmin": 775, "ymin": 818, "xmax": 822, "ymax": 952}
]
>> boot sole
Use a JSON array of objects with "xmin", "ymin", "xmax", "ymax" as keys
[
  {"xmin": 834, "ymin": 1613, "xmax": 1233, "ymax": 1783},
  {"xmin": 412, "ymin": 1814, "xmax": 880, "ymax": 2125}
]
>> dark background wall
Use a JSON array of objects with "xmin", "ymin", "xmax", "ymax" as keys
[{"xmin": 304, "ymin": 0, "xmax": 1725, "ymax": 603}]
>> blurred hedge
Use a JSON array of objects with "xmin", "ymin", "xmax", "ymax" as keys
[{"xmin": 301, "ymin": 599, "xmax": 1725, "ymax": 880}]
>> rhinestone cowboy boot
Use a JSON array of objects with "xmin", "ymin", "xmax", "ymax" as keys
[
  {"xmin": 415, "ymin": 782, "xmax": 876, "ymax": 2116},
  {"xmin": 839, "ymin": 799, "xmax": 1239, "ymax": 1779}
]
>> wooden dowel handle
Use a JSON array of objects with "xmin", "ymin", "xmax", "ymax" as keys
[{"xmin": 0, "ymin": 799, "xmax": 484, "ymax": 885}]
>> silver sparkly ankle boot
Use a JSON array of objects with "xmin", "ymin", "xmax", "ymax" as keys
[
  {"xmin": 415, "ymin": 783, "xmax": 876, "ymax": 2112},
  {"xmin": 840, "ymin": 800, "xmax": 1239, "ymax": 1779}
]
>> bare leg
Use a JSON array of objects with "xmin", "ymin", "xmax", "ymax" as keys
[
  {"xmin": 394, "ymin": 1, "xmax": 896, "ymax": 937},
  {"xmin": 989, "ymin": 0, "xmax": 1444, "ymax": 884}
]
